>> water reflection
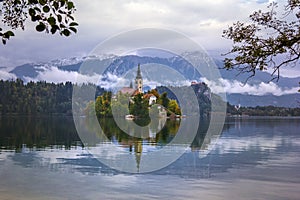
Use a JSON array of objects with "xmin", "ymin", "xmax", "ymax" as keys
[
  {"xmin": 0, "ymin": 116, "xmax": 300, "ymax": 178},
  {"xmin": 1, "ymin": 116, "xmax": 300, "ymax": 200},
  {"xmin": 0, "ymin": 115, "xmax": 81, "ymax": 151},
  {"xmin": 76, "ymin": 116, "xmax": 206, "ymax": 173}
]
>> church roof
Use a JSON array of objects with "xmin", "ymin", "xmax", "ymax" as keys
[{"xmin": 119, "ymin": 87, "xmax": 136, "ymax": 95}]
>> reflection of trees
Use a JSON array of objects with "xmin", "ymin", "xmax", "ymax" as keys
[
  {"xmin": 96, "ymin": 117, "xmax": 179, "ymax": 145},
  {"xmin": 94, "ymin": 117, "xmax": 222, "ymax": 152},
  {"xmin": 0, "ymin": 116, "xmax": 80, "ymax": 151},
  {"xmin": 190, "ymin": 118, "xmax": 210, "ymax": 151},
  {"xmin": 0, "ymin": 115, "xmax": 226, "ymax": 153}
]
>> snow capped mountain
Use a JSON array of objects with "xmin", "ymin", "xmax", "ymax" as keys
[{"xmin": 3, "ymin": 53, "xmax": 300, "ymax": 107}]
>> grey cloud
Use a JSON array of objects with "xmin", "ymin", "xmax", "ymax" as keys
[
  {"xmin": 201, "ymin": 77, "xmax": 299, "ymax": 96},
  {"xmin": 0, "ymin": 0, "xmax": 287, "ymax": 70}
]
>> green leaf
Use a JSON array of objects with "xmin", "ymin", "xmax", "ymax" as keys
[
  {"xmin": 58, "ymin": 10, "xmax": 65, "ymax": 14},
  {"xmin": 57, "ymin": 14, "xmax": 62, "ymax": 23},
  {"xmin": 59, "ymin": 24, "xmax": 66, "ymax": 28},
  {"xmin": 43, "ymin": 5, "xmax": 50, "ymax": 13},
  {"xmin": 47, "ymin": 17, "xmax": 56, "ymax": 26},
  {"xmin": 29, "ymin": 8, "xmax": 36, "ymax": 17},
  {"xmin": 67, "ymin": 14, "xmax": 74, "ymax": 21},
  {"xmin": 8, "ymin": 31, "xmax": 15, "ymax": 36},
  {"xmin": 69, "ymin": 22, "xmax": 78, "ymax": 26},
  {"xmin": 50, "ymin": 25, "xmax": 59, "ymax": 34},
  {"xmin": 36, "ymin": 23, "xmax": 46, "ymax": 32},
  {"xmin": 28, "ymin": 0, "xmax": 38, "ymax": 4},
  {"xmin": 69, "ymin": 27, "xmax": 77, "ymax": 33},
  {"xmin": 62, "ymin": 29, "xmax": 71, "ymax": 36},
  {"xmin": 39, "ymin": 0, "xmax": 47, "ymax": 6},
  {"xmin": 31, "ymin": 15, "xmax": 42, "ymax": 22},
  {"xmin": 60, "ymin": 0, "xmax": 66, "ymax": 7},
  {"xmin": 67, "ymin": 2, "xmax": 74, "ymax": 10},
  {"xmin": 4, "ymin": 31, "xmax": 15, "ymax": 37},
  {"xmin": 14, "ymin": 0, "xmax": 21, "ymax": 5},
  {"xmin": 34, "ymin": 7, "xmax": 41, "ymax": 12},
  {"xmin": 53, "ymin": 2, "xmax": 59, "ymax": 10}
]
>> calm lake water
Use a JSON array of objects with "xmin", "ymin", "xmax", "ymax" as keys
[{"xmin": 0, "ymin": 116, "xmax": 300, "ymax": 200}]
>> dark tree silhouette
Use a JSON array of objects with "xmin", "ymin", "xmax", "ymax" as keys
[
  {"xmin": 0, "ymin": 0, "xmax": 78, "ymax": 44},
  {"xmin": 223, "ymin": 0, "xmax": 300, "ymax": 87}
]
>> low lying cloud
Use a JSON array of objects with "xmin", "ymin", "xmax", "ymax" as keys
[
  {"xmin": 0, "ymin": 69, "xmax": 17, "ymax": 80},
  {"xmin": 3, "ymin": 64, "xmax": 298, "ymax": 96},
  {"xmin": 98, "ymin": 73, "xmax": 128, "ymax": 89},
  {"xmin": 24, "ymin": 66, "xmax": 100, "ymax": 84},
  {"xmin": 143, "ymin": 78, "xmax": 191, "ymax": 89},
  {"xmin": 23, "ymin": 66, "xmax": 128, "ymax": 90},
  {"xmin": 201, "ymin": 77, "xmax": 299, "ymax": 96}
]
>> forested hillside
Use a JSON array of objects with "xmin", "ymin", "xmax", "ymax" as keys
[
  {"xmin": 1, "ymin": 79, "xmax": 299, "ymax": 116},
  {"xmin": 0, "ymin": 79, "xmax": 73, "ymax": 115}
]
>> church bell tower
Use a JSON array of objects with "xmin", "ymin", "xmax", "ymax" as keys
[{"xmin": 135, "ymin": 64, "xmax": 143, "ymax": 93}]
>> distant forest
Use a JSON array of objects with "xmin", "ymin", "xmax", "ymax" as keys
[
  {"xmin": 0, "ymin": 79, "xmax": 299, "ymax": 116},
  {"xmin": 0, "ymin": 79, "xmax": 73, "ymax": 115},
  {"xmin": 227, "ymin": 104, "xmax": 300, "ymax": 116},
  {"xmin": 0, "ymin": 79, "xmax": 103, "ymax": 115}
]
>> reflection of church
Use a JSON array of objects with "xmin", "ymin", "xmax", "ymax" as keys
[
  {"xmin": 118, "ymin": 116, "xmax": 167, "ymax": 172},
  {"xmin": 116, "ymin": 64, "xmax": 165, "ymax": 172}
]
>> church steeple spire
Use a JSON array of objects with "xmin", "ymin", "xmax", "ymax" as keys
[
  {"xmin": 136, "ymin": 64, "xmax": 142, "ymax": 79},
  {"xmin": 135, "ymin": 64, "xmax": 143, "ymax": 93}
]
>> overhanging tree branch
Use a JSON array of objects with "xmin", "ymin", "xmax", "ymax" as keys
[
  {"xmin": 223, "ymin": 0, "xmax": 300, "ymax": 83},
  {"xmin": 0, "ymin": 0, "xmax": 78, "ymax": 44}
]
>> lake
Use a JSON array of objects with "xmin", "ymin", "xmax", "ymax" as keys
[{"xmin": 0, "ymin": 116, "xmax": 300, "ymax": 200}]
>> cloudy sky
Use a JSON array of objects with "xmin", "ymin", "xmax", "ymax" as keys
[
  {"xmin": 0, "ymin": 0, "xmax": 299, "ymax": 88},
  {"xmin": 0, "ymin": 0, "xmax": 273, "ymax": 67}
]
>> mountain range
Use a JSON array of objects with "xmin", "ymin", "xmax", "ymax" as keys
[{"xmin": 7, "ymin": 54, "xmax": 300, "ymax": 108}]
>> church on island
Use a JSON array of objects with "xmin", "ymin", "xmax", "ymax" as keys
[{"xmin": 119, "ymin": 64, "xmax": 157, "ymax": 105}]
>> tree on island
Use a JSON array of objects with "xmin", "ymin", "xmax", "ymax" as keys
[
  {"xmin": 95, "ymin": 91, "xmax": 112, "ymax": 117},
  {"xmin": 223, "ymin": 0, "xmax": 300, "ymax": 91},
  {"xmin": 86, "ymin": 88, "xmax": 183, "ymax": 119},
  {"xmin": 158, "ymin": 92, "xmax": 169, "ymax": 109},
  {"xmin": 168, "ymin": 99, "xmax": 181, "ymax": 116},
  {"xmin": 0, "ymin": 0, "xmax": 78, "ymax": 44},
  {"xmin": 129, "ymin": 93, "xmax": 149, "ymax": 119}
]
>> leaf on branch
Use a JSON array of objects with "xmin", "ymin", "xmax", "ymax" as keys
[
  {"xmin": 36, "ymin": 23, "xmax": 46, "ymax": 32},
  {"xmin": 28, "ymin": 0, "xmax": 38, "ymax": 4},
  {"xmin": 60, "ymin": 0, "xmax": 65, "ymax": 7},
  {"xmin": 4, "ymin": 31, "xmax": 15, "ymax": 37},
  {"xmin": 47, "ymin": 17, "xmax": 56, "ymax": 26},
  {"xmin": 39, "ymin": 0, "xmax": 47, "ymax": 6},
  {"xmin": 43, "ymin": 5, "xmax": 50, "ymax": 13},
  {"xmin": 222, "ymin": 0, "xmax": 300, "ymax": 83},
  {"xmin": 69, "ymin": 27, "xmax": 77, "ymax": 33},
  {"xmin": 52, "ymin": 1, "xmax": 59, "ymax": 10},
  {"xmin": 62, "ymin": 29, "xmax": 71, "ymax": 36},
  {"xmin": 50, "ymin": 25, "xmax": 59, "ymax": 34},
  {"xmin": 67, "ymin": 2, "xmax": 74, "ymax": 10},
  {"xmin": 29, "ymin": 8, "xmax": 36, "ymax": 16},
  {"xmin": 57, "ymin": 14, "xmax": 62, "ymax": 22},
  {"xmin": 69, "ymin": 22, "xmax": 78, "ymax": 26},
  {"xmin": 1, "ymin": 0, "xmax": 78, "ymax": 44}
]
